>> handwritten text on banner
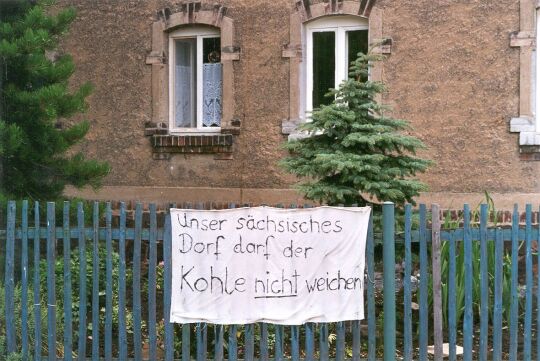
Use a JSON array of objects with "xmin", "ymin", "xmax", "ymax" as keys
[{"xmin": 170, "ymin": 206, "xmax": 371, "ymax": 325}]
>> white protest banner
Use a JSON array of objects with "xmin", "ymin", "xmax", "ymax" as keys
[{"xmin": 170, "ymin": 206, "xmax": 370, "ymax": 325}]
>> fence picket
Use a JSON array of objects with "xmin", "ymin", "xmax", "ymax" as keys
[
  {"xmin": 419, "ymin": 204, "xmax": 428, "ymax": 361},
  {"xmin": 336, "ymin": 322, "xmax": 345, "ymax": 361},
  {"xmin": 244, "ymin": 324, "xmax": 254, "ymax": 361},
  {"xmin": 21, "ymin": 200, "xmax": 29, "ymax": 359},
  {"xmin": 197, "ymin": 323, "xmax": 207, "ymax": 361},
  {"xmin": 194, "ymin": 202, "xmax": 208, "ymax": 361},
  {"xmin": 148, "ymin": 203, "xmax": 158, "ymax": 361},
  {"xmin": 259, "ymin": 323, "xmax": 268, "ymax": 361},
  {"xmin": 63, "ymin": 201, "xmax": 73, "ymax": 361},
  {"xmin": 133, "ymin": 203, "xmax": 143, "ymax": 361},
  {"xmin": 215, "ymin": 325, "xmax": 224, "ymax": 361},
  {"xmin": 352, "ymin": 320, "xmax": 360, "ymax": 361},
  {"xmin": 182, "ymin": 324, "xmax": 191, "ymax": 361},
  {"xmin": 319, "ymin": 323, "xmax": 328, "ymax": 361},
  {"xmin": 274, "ymin": 326, "xmax": 284, "ymax": 361},
  {"xmin": 348, "ymin": 204, "xmax": 361, "ymax": 361},
  {"xmin": 228, "ymin": 325, "xmax": 237, "ymax": 361},
  {"xmin": 463, "ymin": 204, "xmax": 473, "ymax": 361},
  {"xmin": 105, "ymin": 203, "xmax": 113, "ymax": 361},
  {"xmin": 537, "ymin": 206, "xmax": 540, "ymax": 361},
  {"xmin": 383, "ymin": 202, "xmax": 396, "ymax": 361},
  {"xmin": 118, "ymin": 203, "xmax": 128, "ymax": 361},
  {"xmin": 92, "ymin": 202, "xmax": 100, "ymax": 361},
  {"xmin": 493, "ymin": 228, "xmax": 503, "ymax": 361},
  {"xmin": 77, "ymin": 203, "xmax": 86, "ymax": 361},
  {"xmin": 431, "ymin": 204, "xmax": 443, "ymax": 361},
  {"xmin": 479, "ymin": 204, "xmax": 488, "ymax": 361},
  {"xmin": 226, "ymin": 205, "xmax": 237, "ymax": 361},
  {"xmin": 403, "ymin": 204, "xmax": 412, "ymax": 361},
  {"xmin": 305, "ymin": 323, "xmax": 315, "ymax": 361},
  {"xmin": 47, "ymin": 202, "xmax": 57, "ymax": 361},
  {"xmin": 34, "ymin": 201, "xmax": 42, "ymax": 361},
  {"xmin": 509, "ymin": 204, "xmax": 519, "ymax": 361},
  {"xmin": 367, "ymin": 214, "xmax": 375, "ymax": 361},
  {"xmin": 5, "ymin": 201, "xmax": 16, "ymax": 354},
  {"xmin": 448, "ymin": 230, "xmax": 457, "ymax": 361},
  {"xmin": 525, "ymin": 204, "xmax": 533, "ymax": 361},
  {"xmin": 164, "ymin": 206, "xmax": 174, "ymax": 361},
  {"xmin": 292, "ymin": 325, "xmax": 300, "ymax": 361}
]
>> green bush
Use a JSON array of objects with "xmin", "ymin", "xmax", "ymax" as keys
[
  {"xmin": 38, "ymin": 244, "xmax": 136, "ymax": 356},
  {"xmin": 0, "ymin": 244, "xmax": 137, "ymax": 358},
  {"xmin": 0, "ymin": 284, "xmax": 48, "ymax": 357},
  {"xmin": 434, "ymin": 238, "xmax": 516, "ymax": 329}
]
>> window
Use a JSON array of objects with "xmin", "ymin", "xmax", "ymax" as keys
[
  {"xmin": 536, "ymin": 7, "xmax": 540, "ymax": 133},
  {"xmin": 169, "ymin": 26, "xmax": 222, "ymax": 133},
  {"xmin": 304, "ymin": 16, "xmax": 369, "ymax": 114},
  {"xmin": 508, "ymin": 1, "xmax": 539, "ymax": 158}
]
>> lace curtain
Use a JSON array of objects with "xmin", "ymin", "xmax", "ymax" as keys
[
  {"xmin": 175, "ymin": 39, "xmax": 196, "ymax": 128},
  {"xmin": 202, "ymin": 63, "xmax": 222, "ymax": 127},
  {"xmin": 175, "ymin": 65, "xmax": 194, "ymax": 128}
]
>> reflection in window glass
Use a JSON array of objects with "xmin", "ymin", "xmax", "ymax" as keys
[
  {"xmin": 203, "ymin": 37, "xmax": 221, "ymax": 64},
  {"xmin": 312, "ymin": 32, "xmax": 335, "ymax": 108},
  {"xmin": 347, "ymin": 30, "xmax": 369, "ymax": 80},
  {"xmin": 175, "ymin": 39, "xmax": 197, "ymax": 128}
]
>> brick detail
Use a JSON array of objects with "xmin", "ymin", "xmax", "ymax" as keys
[
  {"xmin": 294, "ymin": 0, "xmax": 377, "ymax": 20},
  {"xmin": 519, "ymin": 145, "xmax": 540, "ymax": 160},
  {"xmin": 520, "ymin": 145, "xmax": 540, "ymax": 153},
  {"xmin": 145, "ymin": 127, "xmax": 168, "ymax": 136},
  {"xmin": 220, "ymin": 127, "xmax": 241, "ymax": 135},
  {"xmin": 359, "ymin": 0, "xmax": 377, "ymax": 17},
  {"xmin": 151, "ymin": 134, "xmax": 234, "ymax": 156}
]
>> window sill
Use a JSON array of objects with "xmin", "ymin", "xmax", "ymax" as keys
[
  {"xmin": 282, "ymin": 118, "xmax": 307, "ymax": 141},
  {"xmin": 510, "ymin": 117, "xmax": 540, "ymax": 160},
  {"xmin": 151, "ymin": 134, "xmax": 233, "ymax": 160},
  {"xmin": 145, "ymin": 120, "xmax": 240, "ymax": 159},
  {"xmin": 169, "ymin": 129, "xmax": 222, "ymax": 135}
]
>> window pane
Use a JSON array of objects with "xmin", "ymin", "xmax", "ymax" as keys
[
  {"xmin": 313, "ymin": 31, "xmax": 335, "ymax": 108},
  {"xmin": 347, "ymin": 30, "xmax": 368, "ymax": 80},
  {"xmin": 202, "ymin": 37, "xmax": 222, "ymax": 127},
  {"xmin": 203, "ymin": 37, "xmax": 221, "ymax": 64},
  {"xmin": 175, "ymin": 38, "xmax": 197, "ymax": 128}
]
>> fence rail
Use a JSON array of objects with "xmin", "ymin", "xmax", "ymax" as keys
[{"xmin": 1, "ymin": 200, "xmax": 540, "ymax": 360}]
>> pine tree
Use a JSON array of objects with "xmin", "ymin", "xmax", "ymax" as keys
[
  {"xmin": 281, "ymin": 52, "xmax": 432, "ymax": 207},
  {"xmin": 0, "ymin": 0, "xmax": 110, "ymax": 201}
]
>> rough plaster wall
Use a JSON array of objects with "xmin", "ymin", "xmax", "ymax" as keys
[
  {"xmin": 56, "ymin": 0, "xmax": 540, "ymax": 193},
  {"xmin": 378, "ymin": 0, "xmax": 540, "ymax": 193}
]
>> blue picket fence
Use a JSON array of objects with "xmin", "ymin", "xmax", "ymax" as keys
[{"xmin": 0, "ymin": 200, "xmax": 539, "ymax": 360}]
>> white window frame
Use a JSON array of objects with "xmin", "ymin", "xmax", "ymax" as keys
[
  {"xmin": 168, "ymin": 26, "xmax": 221, "ymax": 134},
  {"xmin": 536, "ymin": 7, "xmax": 540, "ymax": 133},
  {"xmin": 304, "ymin": 15, "xmax": 369, "ymax": 116}
]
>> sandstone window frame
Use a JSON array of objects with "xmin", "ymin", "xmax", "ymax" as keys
[
  {"xmin": 509, "ymin": 0, "xmax": 540, "ymax": 159},
  {"xmin": 281, "ymin": 0, "xmax": 384, "ymax": 137},
  {"xmin": 145, "ymin": 4, "xmax": 240, "ymax": 159}
]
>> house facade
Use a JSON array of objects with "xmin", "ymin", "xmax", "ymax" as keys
[{"xmin": 59, "ymin": 0, "xmax": 540, "ymax": 207}]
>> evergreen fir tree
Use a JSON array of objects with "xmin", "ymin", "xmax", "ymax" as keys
[
  {"xmin": 281, "ymin": 52, "xmax": 432, "ymax": 206},
  {"xmin": 0, "ymin": 0, "xmax": 110, "ymax": 200}
]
